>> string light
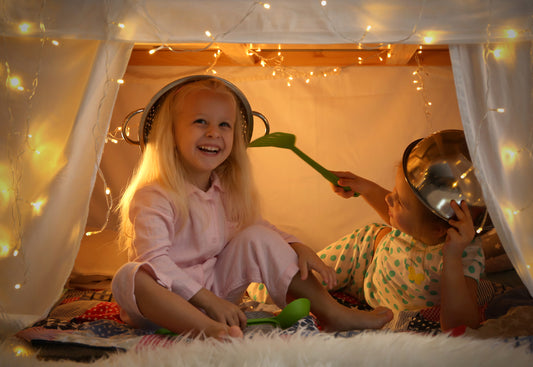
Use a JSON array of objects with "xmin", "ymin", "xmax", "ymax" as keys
[
  {"xmin": 505, "ymin": 29, "xmax": 517, "ymax": 38},
  {"xmin": 18, "ymin": 22, "xmax": 31, "ymax": 33}
]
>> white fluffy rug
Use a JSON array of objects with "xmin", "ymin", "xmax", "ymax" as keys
[{"xmin": 2, "ymin": 331, "xmax": 532, "ymax": 367}]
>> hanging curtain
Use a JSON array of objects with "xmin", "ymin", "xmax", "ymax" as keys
[
  {"xmin": 450, "ymin": 42, "xmax": 533, "ymax": 296},
  {"xmin": 0, "ymin": 37, "xmax": 133, "ymax": 336}
]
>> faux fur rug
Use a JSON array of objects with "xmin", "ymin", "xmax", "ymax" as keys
[{"xmin": 2, "ymin": 330, "xmax": 532, "ymax": 367}]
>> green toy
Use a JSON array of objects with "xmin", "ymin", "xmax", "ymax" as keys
[{"xmin": 249, "ymin": 132, "xmax": 359, "ymax": 196}]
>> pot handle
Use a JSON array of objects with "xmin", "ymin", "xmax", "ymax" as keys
[
  {"xmin": 121, "ymin": 108, "xmax": 144, "ymax": 146},
  {"xmin": 253, "ymin": 111, "xmax": 270, "ymax": 136}
]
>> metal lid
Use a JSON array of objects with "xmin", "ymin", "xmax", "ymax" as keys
[{"xmin": 402, "ymin": 129, "xmax": 486, "ymax": 221}]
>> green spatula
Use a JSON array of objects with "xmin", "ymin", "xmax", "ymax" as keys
[{"xmin": 248, "ymin": 132, "xmax": 359, "ymax": 196}]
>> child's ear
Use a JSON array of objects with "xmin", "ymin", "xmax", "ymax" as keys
[{"xmin": 432, "ymin": 222, "xmax": 449, "ymax": 240}]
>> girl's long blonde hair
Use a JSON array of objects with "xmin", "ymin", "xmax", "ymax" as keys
[{"xmin": 118, "ymin": 78, "xmax": 260, "ymax": 250}]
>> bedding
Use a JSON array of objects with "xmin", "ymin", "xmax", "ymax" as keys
[{"xmin": 5, "ymin": 278, "xmax": 533, "ymax": 365}]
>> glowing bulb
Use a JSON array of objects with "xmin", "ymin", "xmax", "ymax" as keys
[
  {"xmin": 427, "ymin": 102, "xmax": 432, "ymax": 106},
  {"xmin": 0, "ymin": 242, "xmax": 10, "ymax": 257},
  {"xmin": 321, "ymin": 0, "xmax": 327, "ymax": 6},
  {"xmin": 287, "ymin": 81, "xmax": 291, "ymax": 87},
  {"xmin": 501, "ymin": 146, "xmax": 518, "ymax": 166},
  {"xmin": 18, "ymin": 22, "xmax": 31, "ymax": 33},
  {"xmin": 105, "ymin": 187, "xmax": 111, "ymax": 195},
  {"xmin": 305, "ymin": 78, "xmax": 310, "ymax": 83},
  {"xmin": 8, "ymin": 76, "xmax": 23, "ymax": 91},
  {"xmin": 493, "ymin": 48, "xmax": 503, "ymax": 59},
  {"xmin": 263, "ymin": 3, "xmax": 271, "ymax": 9},
  {"xmin": 211, "ymin": 69, "xmax": 217, "ymax": 74},
  {"xmin": 149, "ymin": 49, "xmax": 157, "ymax": 55},
  {"xmin": 497, "ymin": 108, "xmax": 505, "ymax": 113},
  {"xmin": 30, "ymin": 199, "xmax": 46, "ymax": 214},
  {"xmin": 366, "ymin": 25, "xmax": 372, "ymax": 32},
  {"xmin": 13, "ymin": 345, "xmax": 31, "ymax": 357},
  {"xmin": 118, "ymin": 23, "xmax": 125, "ymax": 29},
  {"xmin": 51, "ymin": 40, "xmax": 59, "ymax": 46},
  {"xmin": 423, "ymin": 36, "xmax": 434, "ymax": 44},
  {"xmin": 413, "ymin": 80, "xmax": 419, "ymax": 84},
  {"xmin": 205, "ymin": 30, "xmax": 212, "ymax": 38},
  {"xmin": 13, "ymin": 249, "xmax": 18, "ymax": 257},
  {"xmin": 505, "ymin": 29, "xmax": 517, "ymax": 39},
  {"xmin": 14, "ymin": 284, "xmax": 21, "ymax": 290},
  {"xmin": 416, "ymin": 87, "xmax": 422, "ymax": 91},
  {"xmin": 117, "ymin": 79, "xmax": 124, "ymax": 84}
]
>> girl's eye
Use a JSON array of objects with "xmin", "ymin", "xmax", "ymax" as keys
[
  {"xmin": 194, "ymin": 119, "xmax": 207, "ymax": 125},
  {"xmin": 220, "ymin": 121, "xmax": 232, "ymax": 129}
]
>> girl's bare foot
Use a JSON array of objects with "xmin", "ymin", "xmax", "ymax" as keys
[{"xmin": 320, "ymin": 306, "xmax": 393, "ymax": 332}]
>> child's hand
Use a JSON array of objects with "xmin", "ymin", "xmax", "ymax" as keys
[
  {"xmin": 191, "ymin": 289, "xmax": 247, "ymax": 329},
  {"xmin": 444, "ymin": 200, "xmax": 476, "ymax": 258},
  {"xmin": 290, "ymin": 242, "xmax": 337, "ymax": 289}
]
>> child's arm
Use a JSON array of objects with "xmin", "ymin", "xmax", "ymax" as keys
[
  {"xmin": 189, "ymin": 288, "xmax": 248, "ymax": 329},
  {"xmin": 289, "ymin": 242, "xmax": 337, "ymax": 289},
  {"xmin": 440, "ymin": 200, "xmax": 481, "ymax": 331},
  {"xmin": 331, "ymin": 171, "xmax": 391, "ymax": 224}
]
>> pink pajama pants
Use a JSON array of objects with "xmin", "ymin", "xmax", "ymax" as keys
[{"xmin": 112, "ymin": 225, "xmax": 300, "ymax": 329}]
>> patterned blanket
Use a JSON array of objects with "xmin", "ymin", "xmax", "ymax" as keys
[{"xmin": 15, "ymin": 282, "xmax": 533, "ymax": 362}]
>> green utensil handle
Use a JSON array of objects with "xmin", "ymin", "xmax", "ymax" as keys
[
  {"xmin": 246, "ymin": 318, "xmax": 281, "ymax": 326},
  {"xmin": 291, "ymin": 146, "xmax": 360, "ymax": 197}
]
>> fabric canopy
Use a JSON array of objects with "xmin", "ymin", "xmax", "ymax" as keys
[{"xmin": 1, "ymin": 0, "xmax": 532, "ymax": 337}]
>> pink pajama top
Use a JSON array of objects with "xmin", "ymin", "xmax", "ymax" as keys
[{"xmin": 122, "ymin": 174, "xmax": 299, "ymax": 301}]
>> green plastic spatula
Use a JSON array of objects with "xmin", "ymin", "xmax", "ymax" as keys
[
  {"xmin": 246, "ymin": 298, "xmax": 311, "ymax": 329},
  {"xmin": 248, "ymin": 132, "xmax": 359, "ymax": 196}
]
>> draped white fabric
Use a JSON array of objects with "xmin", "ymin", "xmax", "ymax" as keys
[
  {"xmin": 1, "ymin": 0, "xmax": 532, "ymax": 335},
  {"xmin": 450, "ymin": 42, "xmax": 533, "ymax": 296}
]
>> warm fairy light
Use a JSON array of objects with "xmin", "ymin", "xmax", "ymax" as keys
[
  {"xmin": 493, "ymin": 48, "xmax": 504, "ymax": 59},
  {"xmin": 505, "ymin": 29, "xmax": 517, "ymax": 39},
  {"xmin": 211, "ymin": 69, "xmax": 217, "ymax": 74},
  {"xmin": 501, "ymin": 146, "xmax": 518, "ymax": 166},
  {"xmin": 14, "ymin": 284, "xmax": 21, "ymax": 290},
  {"xmin": 8, "ymin": 76, "xmax": 24, "ymax": 91},
  {"xmin": 321, "ymin": 0, "xmax": 327, "ymax": 6},
  {"xmin": 306, "ymin": 78, "xmax": 310, "ymax": 83},
  {"xmin": 118, "ymin": 23, "xmax": 125, "ymax": 29},
  {"xmin": 0, "ymin": 242, "xmax": 10, "ymax": 257},
  {"xmin": 13, "ymin": 345, "xmax": 31, "ymax": 357},
  {"xmin": 18, "ymin": 22, "xmax": 31, "ymax": 33},
  {"xmin": 416, "ymin": 86, "xmax": 422, "ymax": 91},
  {"xmin": 497, "ymin": 108, "xmax": 505, "ymax": 113},
  {"xmin": 30, "ymin": 199, "xmax": 45, "ymax": 214},
  {"xmin": 148, "ymin": 48, "xmax": 157, "ymax": 55},
  {"xmin": 51, "ymin": 40, "xmax": 59, "ymax": 46},
  {"xmin": 366, "ymin": 25, "xmax": 372, "ymax": 32},
  {"xmin": 105, "ymin": 187, "xmax": 111, "ymax": 195},
  {"xmin": 423, "ymin": 36, "xmax": 434, "ymax": 44},
  {"xmin": 13, "ymin": 249, "xmax": 18, "ymax": 257},
  {"xmin": 117, "ymin": 79, "xmax": 124, "ymax": 84},
  {"xmin": 262, "ymin": 2, "xmax": 271, "ymax": 9},
  {"xmin": 205, "ymin": 30, "xmax": 213, "ymax": 38}
]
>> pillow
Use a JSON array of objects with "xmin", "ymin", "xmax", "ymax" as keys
[{"xmin": 71, "ymin": 228, "xmax": 128, "ymax": 277}]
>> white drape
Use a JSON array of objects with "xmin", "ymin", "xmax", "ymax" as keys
[
  {"xmin": 1, "ymin": 0, "xmax": 532, "ymax": 336},
  {"xmin": 0, "ymin": 37, "xmax": 132, "ymax": 335},
  {"xmin": 450, "ymin": 42, "xmax": 533, "ymax": 296}
]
